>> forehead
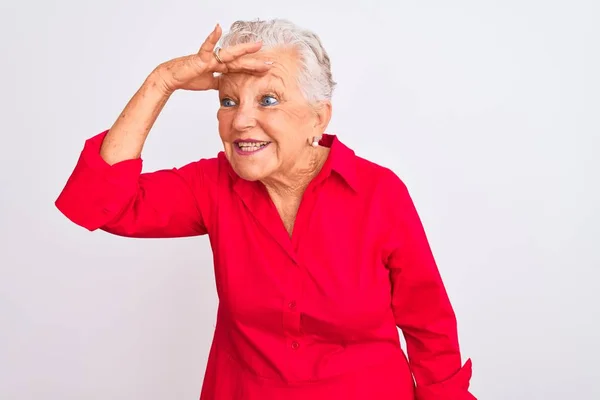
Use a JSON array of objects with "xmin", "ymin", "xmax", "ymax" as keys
[{"xmin": 220, "ymin": 47, "xmax": 300, "ymax": 90}]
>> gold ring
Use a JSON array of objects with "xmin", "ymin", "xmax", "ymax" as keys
[{"xmin": 214, "ymin": 47, "xmax": 224, "ymax": 63}]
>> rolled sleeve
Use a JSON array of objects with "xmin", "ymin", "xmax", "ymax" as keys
[
  {"xmin": 415, "ymin": 358, "xmax": 477, "ymax": 400},
  {"xmin": 55, "ymin": 130, "xmax": 210, "ymax": 238},
  {"xmin": 55, "ymin": 130, "xmax": 143, "ymax": 231}
]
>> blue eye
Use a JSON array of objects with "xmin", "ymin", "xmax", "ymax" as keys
[
  {"xmin": 260, "ymin": 95, "xmax": 279, "ymax": 106},
  {"xmin": 221, "ymin": 98, "xmax": 236, "ymax": 107}
]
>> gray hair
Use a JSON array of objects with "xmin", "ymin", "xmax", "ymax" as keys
[{"xmin": 219, "ymin": 18, "xmax": 336, "ymax": 102}]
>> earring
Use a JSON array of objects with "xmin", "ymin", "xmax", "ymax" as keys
[{"xmin": 310, "ymin": 135, "xmax": 322, "ymax": 147}]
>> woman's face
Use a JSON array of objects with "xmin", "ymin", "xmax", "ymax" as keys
[{"xmin": 217, "ymin": 48, "xmax": 329, "ymax": 182}]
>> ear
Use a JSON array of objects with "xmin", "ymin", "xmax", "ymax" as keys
[{"xmin": 312, "ymin": 100, "xmax": 332, "ymax": 133}]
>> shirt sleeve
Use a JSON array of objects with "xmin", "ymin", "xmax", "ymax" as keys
[
  {"xmin": 55, "ymin": 130, "xmax": 215, "ymax": 238},
  {"xmin": 383, "ymin": 173, "xmax": 476, "ymax": 400}
]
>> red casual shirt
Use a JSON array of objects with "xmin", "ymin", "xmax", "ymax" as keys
[{"xmin": 55, "ymin": 131, "xmax": 476, "ymax": 400}]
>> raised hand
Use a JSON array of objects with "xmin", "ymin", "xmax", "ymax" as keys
[{"xmin": 155, "ymin": 24, "xmax": 272, "ymax": 94}]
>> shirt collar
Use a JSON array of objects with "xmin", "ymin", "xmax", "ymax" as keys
[{"xmin": 317, "ymin": 133, "xmax": 358, "ymax": 192}]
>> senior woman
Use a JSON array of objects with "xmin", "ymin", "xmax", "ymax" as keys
[{"xmin": 56, "ymin": 19, "xmax": 475, "ymax": 400}]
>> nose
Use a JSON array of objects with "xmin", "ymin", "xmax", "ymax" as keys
[{"xmin": 232, "ymin": 103, "xmax": 257, "ymax": 132}]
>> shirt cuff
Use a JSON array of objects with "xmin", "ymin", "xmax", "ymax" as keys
[
  {"xmin": 415, "ymin": 359, "xmax": 477, "ymax": 400},
  {"xmin": 55, "ymin": 130, "xmax": 143, "ymax": 231}
]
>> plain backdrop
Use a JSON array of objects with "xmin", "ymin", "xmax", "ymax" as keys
[{"xmin": 1, "ymin": 0, "xmax": 599, "ymax": 399}]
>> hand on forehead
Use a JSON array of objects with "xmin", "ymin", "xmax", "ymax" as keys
[{"xmin": 218, "ymin": 50, "xmax": 300, "ymax": 93}]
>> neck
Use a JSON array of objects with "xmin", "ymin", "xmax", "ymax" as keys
[{"xmin": 261, "ymin": 146, "xmax": 329, "ymax": 200}]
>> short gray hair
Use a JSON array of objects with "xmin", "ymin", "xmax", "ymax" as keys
[{"xmin": 219, "ymin": 19, "xmax": 336, "ymax": 102}]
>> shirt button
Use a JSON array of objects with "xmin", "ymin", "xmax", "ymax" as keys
[
  {"xmin": 291, "ymin": 341, "xmax": 300, "ymax": 350},
  {"xmin": 288, "ymin": 301, "xmax": 296, "ymax": 309}
]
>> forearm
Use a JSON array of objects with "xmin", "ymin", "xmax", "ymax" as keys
[{"xmin": 100, "ymin": 70, "xmax": 171, "ymax": 165}]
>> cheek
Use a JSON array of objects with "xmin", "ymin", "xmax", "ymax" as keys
[
  {"xmin": 262, "ymin": 108, "xmax": 313, "ymax": 143},
  {"xmin": 216, "ymin": 111, "xmax": 232, "ymax": 138}
]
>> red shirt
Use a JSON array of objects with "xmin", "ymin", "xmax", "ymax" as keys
[{"xmin": 56, "ymin": 131, "xmax": 476, "ymax": 400}]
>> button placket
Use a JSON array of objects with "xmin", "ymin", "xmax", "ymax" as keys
[{"xmin": 282, "ymin": 260, "xmax": 303, "ymax": 346}]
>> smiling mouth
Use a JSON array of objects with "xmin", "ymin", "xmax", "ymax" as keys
[{"xmin": 234, "ymin": 141, "xmax": 272, "ymax": 155}]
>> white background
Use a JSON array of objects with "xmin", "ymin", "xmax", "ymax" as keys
[{"xmin": 1, "ymin": 0, "xmax": 599, "ymax": 399}]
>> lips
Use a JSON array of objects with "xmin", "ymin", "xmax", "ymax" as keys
[{"xmin": 233, "ymin": 139, "xmax": 272, "ymax": 155}]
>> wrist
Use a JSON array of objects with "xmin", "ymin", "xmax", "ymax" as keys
[{"xmin": 146, "ymin": 67, "xmax": 175, "ymax": 98}]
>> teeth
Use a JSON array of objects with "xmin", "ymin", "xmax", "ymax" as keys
[
  {"xmin": 236, "ymin": 141, "xmax": 269, "ymax": 152},
  {"xmin": 237, "ymin": 141, "xmax": 268, "ymax": 147}
]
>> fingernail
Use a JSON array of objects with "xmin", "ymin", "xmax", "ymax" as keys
[{"xmin": 265, "ymin": 61, "xmax": 273, "ymax": 65}]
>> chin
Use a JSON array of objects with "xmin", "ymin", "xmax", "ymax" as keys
[
  {"xmin": 231, "ymin": 165, "xmax": 270, "ymax": 182},
  {"xmin": 225, "ymin": 145, "xmax": 277, "ymax": 182}
]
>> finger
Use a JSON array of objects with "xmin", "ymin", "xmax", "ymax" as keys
[
  {"xmin": 198, "ymin": 23, "xmax": 222, "ymax": 54},
  {"xmin": 216, "ymin": 41, "xmax": 263, "ymax": 63},
  {"xmin": 226, "ymin": 58, "xmax": 273, "ymax": 74}
]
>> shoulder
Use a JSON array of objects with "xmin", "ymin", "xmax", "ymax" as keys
[
  {"xmin": 163, "ymin": 153, "xmax": 227, "ymax": 190},
  {"xmin": 172, "ymin": 155, "xmax": 218, "ymax": 175},
  {"xmin": 352, "ymin": 155, "xmax": 424, "ymax": 236},
  {"xmin": 353, "ymin": 154, "xmax": 410, "ymax": 198}
]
